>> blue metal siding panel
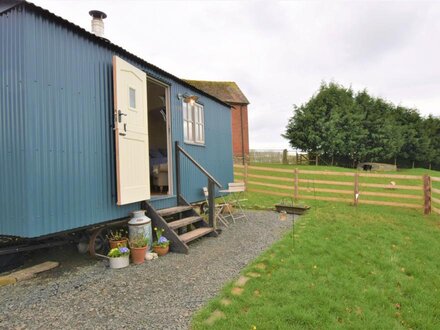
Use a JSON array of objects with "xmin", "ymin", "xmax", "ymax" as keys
[
  {"xmin": 21, "ymin": 10, "xmax": 138, "ymax": 237},
  {"xmin": 0, "ymin": 8, "xmax": 28, "ymax": 236},
  {"xmin": 1, "ymin": 8, "xmax": 232, "ymax": 237},
  {"xmin": 170, "ymin": 85, "xmax": 234, "ymax": 202},
  {"xmin": 150, "ymin": 196, "xmax": 177, "ymax": 210}
]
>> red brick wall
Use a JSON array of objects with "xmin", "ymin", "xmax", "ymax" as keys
[{"xmin": 231, "ymin": 104, "xmax": 249, "ymax": 159}]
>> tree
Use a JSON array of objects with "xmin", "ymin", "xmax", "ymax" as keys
[
  {"xmin": 284, "ymin": 81, "xmax": 439, "ymax": 169},
  {"xmin": 354, "ymin": 92, "xmax": 403, "ymax": 162},
  {"xmin": 283, "ymin": 82, "xmax": 356, "ymax": 164},
  {"xmin": 422, "ymin": 115, "xmax": 440, "ymax": 169}
]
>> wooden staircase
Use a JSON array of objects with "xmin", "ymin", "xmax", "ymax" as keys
[
  {"xmin": 143, "ymin": 199, "xmax": 218, "ymax": 254},
  {"xmin": 142, "ymin": 141, "xmax": 223, "ymax": 254}
]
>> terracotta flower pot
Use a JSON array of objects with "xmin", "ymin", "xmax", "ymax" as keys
[
  {"xmin": 109, "ymin": 238, "xmax": 128, "ymax": 249},
  {"xmin": 131, "ymin": 246, "xmax": 148, "ymax": 264},
  {"xmin": 153, "ymin": 245, "xmax": 169, "ymax": 256}
]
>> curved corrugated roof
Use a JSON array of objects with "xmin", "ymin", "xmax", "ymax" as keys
[{"xmin": 0, "ymin": 0, "xmax": 230, "ymax": 108}]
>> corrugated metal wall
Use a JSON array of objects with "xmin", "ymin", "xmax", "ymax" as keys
[
  {"xmin": 171, "ymin": 85, "xmax": 234, "ymax": 202},
  {"xmin": 0, "ymin": 7, "xmax": 28, "ymax": 236},
  {"xmin": 21, "ymin": 8, "xmax": 137, "ymax": 237},
  {"xmin": 0, "ymin": 7, "xmax": 233, "ymax": 238}
]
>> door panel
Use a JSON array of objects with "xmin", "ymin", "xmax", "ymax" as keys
[{"xmin": 113, "ymin": 56, "xmax": 150, "ymax": 205}]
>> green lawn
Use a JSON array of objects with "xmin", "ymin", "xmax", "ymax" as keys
[{"xmin": 192, "ymin": 165, "xmax": 440, "ymax": 329}]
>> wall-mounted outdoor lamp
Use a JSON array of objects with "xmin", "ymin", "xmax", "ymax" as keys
[{"xmin": 177, "ymin": 93, "xmax": 199, "ymax": 106}]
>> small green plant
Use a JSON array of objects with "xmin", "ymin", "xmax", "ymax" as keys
[
  {"xmin": 107, "ymin": 228, "xmax": 128, "ymax": 241},
  {"xmin": 153, "ymin": 227, "xmax": 170, "ymax": 247},
  {"xmin": 107, "ymin": 246, "xmax": 130, "ymax": 258},
  {"xmin": 129, "ymin": 235, "xmax": 149, "ymax": 248}
]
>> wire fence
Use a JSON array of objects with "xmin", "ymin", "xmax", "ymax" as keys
[{"xmin": 249, "ymin": 149, "xmax": 309, "ymax": 165}]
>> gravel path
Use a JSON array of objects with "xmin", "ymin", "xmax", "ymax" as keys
[{"xmin": 0, "ymin": 211, "xmax": 293, "ymax": 330}]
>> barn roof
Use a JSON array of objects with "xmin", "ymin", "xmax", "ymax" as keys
[
  {"xmin": 183, "ymin": 80, "xmax": 250, "ymax": 105},
  {"xmin": 0, "ymin": 0, "xmax": 230, "ymax": 108}
]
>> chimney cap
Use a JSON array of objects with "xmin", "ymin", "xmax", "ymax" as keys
[{"xmin": 89, "ymin": 10, "xmax": 107, "ymax": 19}]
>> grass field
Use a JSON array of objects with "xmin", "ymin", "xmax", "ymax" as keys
[{"xmin": 192, "ymin": 165, "xmax": 440, "ymax": 329}]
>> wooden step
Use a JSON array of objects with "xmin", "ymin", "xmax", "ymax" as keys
[
  {"xmin": 156, "ymin": 205, "xmax": 193, "ymax": 217},
  {"xmin": 179, "ymin": 227, "xmax": 215, "ymax": 244},
  {"xmin": 168, "ymin": 216, "xmax": 203, "ymax": 230}
]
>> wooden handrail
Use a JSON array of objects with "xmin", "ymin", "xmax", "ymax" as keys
[
  {"xmin": 175, "ymin": 142, "xmax": 222, "ymax": 188},
  {"xmin": 175, "ymin": 141, "xmax": 222, "ymax": 228}
]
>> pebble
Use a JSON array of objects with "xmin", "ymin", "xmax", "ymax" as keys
[{"xmin": 0, "ymin": 211, "xmax": 293, "ymax": 329}]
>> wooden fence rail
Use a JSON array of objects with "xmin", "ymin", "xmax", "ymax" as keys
[
  {"xmin": 432, "ymin": 179, "xmax": 440, "ymax": 215},
  {"xmin": 234, "ymin": 164, "xmax": 440, "ymax": 215}
]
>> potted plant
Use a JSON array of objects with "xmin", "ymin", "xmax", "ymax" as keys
[
  {"xmin": 107, "ymin": 246, "xmax": 130, "ymax": 269},
  {"xmin": 152, "ymin": 227, "xmax": 170, "ymax": 256},
  {"xmin": 129, "ymin": 235, "xmax": 149, "ymax": 265},
  {"xmin": 107, "ymin": 228, "xmax": 128, "ymax": 249}
]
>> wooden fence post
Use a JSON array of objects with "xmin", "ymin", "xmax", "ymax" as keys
[
  {"xmin": 294, "ymin": 168, "xmax": 299, "ymax": 201},
  {"xmin": 244, "ymin": 163, "xmax": 248, "ymax": 187},
  {"xmin": 354, "ymin": 173, "xmax": 359, "ymax": 206},
  {"xmin": 423, "ymin": 175, "xmax": 431, "ymax": 215},
  {"xmin": 282, "ymin": 149, "xmax": 288, "ymax": 164}
]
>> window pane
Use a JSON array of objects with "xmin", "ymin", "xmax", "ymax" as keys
[
  {"xmin": 195, "ymin": 105, "xmax": 203, "ymax": 124},
  {"xmin": 188, "ymin": 122, "xmax": 193, "ymax": 141},
  {"xmin": 129, "ymin": 88, "xmax": 136, "ymax": 108},
  {"xmin": 195, "ymin": 124, "xmax": 200, "ymax": 142},
  {"xmin": 183, "ymin": 121, "xmax": 188, "ymax": 141},
  {"xmin": 188, "ymin": 105, "xmax": 193, "ymax": 121},
  {"xmin": 184, "ymin": 103, "xmax": 189, "ymax": 120}
]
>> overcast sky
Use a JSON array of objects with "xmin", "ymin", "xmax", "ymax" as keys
[{"xmin": 34, "ymin": 0, "xmax": 440, "ymax": 150}]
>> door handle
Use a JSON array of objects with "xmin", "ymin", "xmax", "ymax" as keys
[{"xmin": 118, "ymin": 110, "xmax": 127, "ymax": 123}]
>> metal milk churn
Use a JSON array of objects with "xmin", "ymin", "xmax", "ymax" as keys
[{"xmin": 128, "ymin": 210, "xmax": 152, "ymax": 252}]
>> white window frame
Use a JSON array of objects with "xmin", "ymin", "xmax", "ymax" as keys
[{"xmin": 183, "ymin": 102, "xmax": 205, "ymax": 145}]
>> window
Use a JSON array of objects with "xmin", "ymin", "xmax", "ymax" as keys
[
  {"xmin": 129, "ymin": 87, "xmax": 136, "ymax": 109},
  {"xmin": 183, "ymin": 102, "xmax": 204, "ymax": 144}
]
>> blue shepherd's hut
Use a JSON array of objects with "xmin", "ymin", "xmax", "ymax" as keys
[{"xmin": 0, "ymin": 1, "xmax": 234, "ymax": 253}]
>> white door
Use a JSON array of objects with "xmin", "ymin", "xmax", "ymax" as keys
[{"xmin": 113, "ymin": 56, "xmax": 150, "ymax": 205}]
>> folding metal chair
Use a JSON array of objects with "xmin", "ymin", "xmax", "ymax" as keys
[
  {"xmin": 202, "ymin": 187, "xmax": 230, "ymax": 228},
  {"xmin": 226, "ymin": 182, "xmax": 249, "ymax": 221}
]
